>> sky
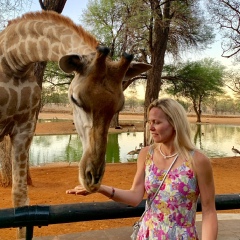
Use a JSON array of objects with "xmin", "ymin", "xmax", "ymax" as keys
[
  {"xmin": 29, "ymin": 0, "xmax": 87, "ymax": 23},
  {"xmin": 27, "ymin": 0, "xmax": 238, "ymax": 99}
]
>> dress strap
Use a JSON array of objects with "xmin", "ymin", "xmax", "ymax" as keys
[
  {"xmin": 144, "ymin": 144, "xmax": 155, "ymax": 168},
  {"xmin": 148, "ymin": 144, "xmax": 155, "ymax": 155}
]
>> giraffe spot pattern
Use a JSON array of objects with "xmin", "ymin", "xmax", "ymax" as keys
[{"xmin": 0, "ymin": 86, "xmax": 9, "ymax": 106}]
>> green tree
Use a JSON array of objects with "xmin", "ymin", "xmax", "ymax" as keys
[
  {"xmin": 204, "ymin": 96, "xmax": 220, "ymax": 115},
  {"xmin": 214, "ymin": 97, "xmax": 236, "ymax": 114},
  {"xmin": 82, "ymin": 0, "xmax": 214, "ymax": 143},
  {"xmin": 139, "ymin": 0, "xmax": 214, "ymax": 129},
  {"xmin": 40, "ymin": 61, "xmax": 72, "ymax": 107},
  {"xmin": 164, "ymin": 58, "xmax": 225, "ymax": 122},
  {"xmin": 81, "ymin": 0, "xmax": 150, "ymax": 58},
  {"xmin": 125, "ymin": 96, "xmax": 138, "ymax": 110}
]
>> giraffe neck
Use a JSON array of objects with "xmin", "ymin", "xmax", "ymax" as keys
[
  {"xmin": 0, "ymin": 11, "xmax": 98, "ymax": 77},
  {"xmin": 0, "ymin": 74, "xmax": 41, "ymax": 138}
]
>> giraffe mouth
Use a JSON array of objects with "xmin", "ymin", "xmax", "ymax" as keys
[{"xmin": 79, "ymin": 159, "xmax": 105, "ymax": 193}]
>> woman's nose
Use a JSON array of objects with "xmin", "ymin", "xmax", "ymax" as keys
[{"xmin": 149, "ymin": 123, "xmax": 155, "ymax": 130}]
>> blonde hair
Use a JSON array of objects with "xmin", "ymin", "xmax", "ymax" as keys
[{"xmin": 147, "ymin": 98, "xmax": 195, "ymax": 162}]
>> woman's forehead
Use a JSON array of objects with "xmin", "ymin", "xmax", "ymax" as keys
[{"xmin": 149, "ymin": 107, "xmax": 166, "ymax": 118}]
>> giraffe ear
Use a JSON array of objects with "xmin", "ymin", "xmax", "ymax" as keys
[
  {"xmin": 123, "ymin": 62, "xmax": 152, "ymax": 81},
  {"xmin": 59, "ymin": 54, "xmax": 83, "ymax": 73}
]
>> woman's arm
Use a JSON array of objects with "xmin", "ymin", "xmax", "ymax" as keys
[
  {"xmin": 66, "ymin": 146, "xmax": 149, "ymax": 207},
  {"xmin": 194, "ymin": 151, "xmax": 218, "ymax": 240}
]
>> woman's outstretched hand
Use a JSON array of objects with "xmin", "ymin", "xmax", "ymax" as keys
[{"xmin": 66, "ymin": 185, "xmax": 91, "ymax": 196}]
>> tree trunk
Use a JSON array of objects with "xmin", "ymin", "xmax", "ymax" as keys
[
  {"xmin": 110, "ymin": 78, "xmax": 138, "ymax": 129},
  {"xmin": 196, "ymin": 112, "xmax": 201, "ymax": 123},
  {"xmin": 40, "ymin": 0, "xmax": 67, "ymax": 12},
  {"xmin": 0, "ymin": 136, "xmax": 12, "ymax": 187},
  {"xmin": 110, "ymin": 113, "xmax": 119, "ymax": 128},
  {"xmin": 193, "ymin": 102, "xmax": 202, "ymax": 123},
  {"xmin": 144, "ymin": 1, "xmax": 171, "ymax": 146},
  {"xmin": 34, "ymin": 62, "xmax": 47, "ymax": 116},
  {"xmin": 193, "ymin": 124, "xmax": 203, "ymax": 148}
]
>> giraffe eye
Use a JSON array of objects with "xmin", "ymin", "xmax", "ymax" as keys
[{"xmin": 71, "ymin": 95, "xmax": 83, "ymax": 108}]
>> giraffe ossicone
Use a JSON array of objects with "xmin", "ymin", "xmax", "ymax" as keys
[{"xmin": 0, "ymin": 10, "xmax": 151, "ymax": 237}]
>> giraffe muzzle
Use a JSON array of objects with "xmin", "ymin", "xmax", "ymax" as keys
[{"xmin": 80, "ymin": 159, "xmax": 105, "ymax": 193}]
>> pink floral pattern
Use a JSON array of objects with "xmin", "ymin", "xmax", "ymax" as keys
[{"xmin": 137, "ymin": 146, "xmax": 200, "ymax": 240}]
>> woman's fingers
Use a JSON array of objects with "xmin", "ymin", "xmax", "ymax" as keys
[{"xmin": 66, "ymin": 185, "xmax": 90, "ymax": 195}]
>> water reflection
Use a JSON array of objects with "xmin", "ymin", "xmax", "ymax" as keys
[
  {"xmin": 30, "ymin": 135, "xmax": 82, "ymax": 166},
  {"xmin": 30, "ymin": 124, "xmax": 240, "ymax": 166},
  {"xmin": 191, "ymin": 124, "xmax": 240, "ymax": 158},
  {"xmin": 106, "ymin": 133, "xmax": 120, "ymax": 163}
]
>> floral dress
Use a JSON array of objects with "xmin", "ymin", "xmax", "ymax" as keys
[{"xmin": 137, "ymin": 146, "xmax": 200, "ymax": 240}]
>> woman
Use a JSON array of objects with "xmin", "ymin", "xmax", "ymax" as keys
[{"xmin": 67, "ymin": 98, "xmax": 218, "ymax": 239}]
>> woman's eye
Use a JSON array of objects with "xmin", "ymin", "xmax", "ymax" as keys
[{"xmin": 147, "ymin": 120, "xmax": 160, "ymax": 125}]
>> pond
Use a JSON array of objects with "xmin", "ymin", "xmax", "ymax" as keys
[{"xmin": 29, "ymin": 123, "xmax": 240, "ymax": 166}]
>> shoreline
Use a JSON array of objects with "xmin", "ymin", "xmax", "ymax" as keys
[
  {"xmin": 39, "ymin": 111, "xmax": 240, "ymax": 123},
  {"xmin": 36, "ymin": 112, "xmax": 240, "ymax": 136}
]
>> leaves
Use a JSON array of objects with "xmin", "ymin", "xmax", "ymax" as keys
[
  {"xmin": 163, "ymin": 58, "xmax": 225, "ymax": 121},
  {"xmin": 0, "ymin": 0, "xmax": 32, "ymax": 30}
]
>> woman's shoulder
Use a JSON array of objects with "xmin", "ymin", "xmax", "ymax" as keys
[
  {"xmin": 140, "ymin": 144, "xmax": 156, "ymax": 155},
  {"xmin": 139, "ymin": 145, "xmax": 151, "ymax": 155},
  {"xmin": 192, "ymin": 149, "xmax": 212, "ymax": 170},
  {"xmin": 138, "ymin": 144, "xmax": 156, "ymax": 161},
  {"xmin": 192, "ymin": 149, "xmax": 209, "ymax": 161}
]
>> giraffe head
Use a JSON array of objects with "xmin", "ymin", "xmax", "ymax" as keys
[{"xmin": 59, "ymin": 46, "xmax": 151, "ymax": 192}]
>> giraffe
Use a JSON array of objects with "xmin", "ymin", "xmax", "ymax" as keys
[{"xmin": 0, "ymin": 11, "xmax": 151, "ymax": 238}]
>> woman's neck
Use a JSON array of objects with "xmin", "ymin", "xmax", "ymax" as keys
[{"xmin": 158, "ymin": 143, "xmax": 177, "ymax": 159}]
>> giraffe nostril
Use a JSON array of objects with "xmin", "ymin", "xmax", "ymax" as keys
[
  {"xmin": 94, "ymin": 176, "xmax": 100, "ymax": 185},
  {"xmin": 86, "ymin": 169, "xmax": 100, "ymax": 186},
  {"xmin": 86, "ymin": 170, "xmax": 93, "ymax": 185}
]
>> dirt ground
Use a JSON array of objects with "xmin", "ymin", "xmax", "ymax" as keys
[{"xmin": 1, "ymin": 112, "xmax": 240, "ymax": 239}]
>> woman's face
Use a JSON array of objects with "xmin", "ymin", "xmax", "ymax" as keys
[{"xmin": 148, "ymin": 107, "xmax": 175, "ymax": 144}]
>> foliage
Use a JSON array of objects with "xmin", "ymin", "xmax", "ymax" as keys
[
  {"xmin": 81, "ymin": 0, "xmax": 149, "ymax": 60},
  {"xmin": 41, "ymin": 87, "xmax": 69, "ymax": 109},
  {"xmin": 43, "ymin": 61, "xmax": 72, "ymax": 89},
  {"xmin": 163, "ymin": 58, "xmax": 225, "ymax": 121},
  {"xmin": 81, "ymin": 0, "xmax": 216, "ymax": 136},
  {"xmin": 206, "ymin": 0, "xmax": 240, "ymax": 60},
  {"xmin": 41, "ymin": 61, "xmax": 72, "ymax": 106},
  {"xmin": 176, "ymin": 99, "xmax": 191, "ymax": 111},
  {"xmin": 124, "ymin": 96, "xmax": 138, "ymax": 108},
  {"xmin": 224, "ymin": 70, "xmax": 240, "ymax": 96},
  {"xmin": 203, "ymin": 95, "xmax": 240, "ymax": 115},
  {"xmin": 164, "ymin": 58, "xmax": 225, "ymax": 98},
  {"xmin": 82, "ymin": 0, "xmax": 214, "ymax": 61},
  {"xmin": 214, "ymin": 97, "xmax": 238, "ymax": 114},
  {"xmin": 163, "ymin": 0, "xmax": 215, "ymax": 58},
  {"xmin": 0, "ymin": 0, "xmax": 32, "ymax": 30}
]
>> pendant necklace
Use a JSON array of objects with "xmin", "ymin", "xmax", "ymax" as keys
[{"xmin": 159, "ymin": 144, "xmax": 178, "ymax": 159}]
